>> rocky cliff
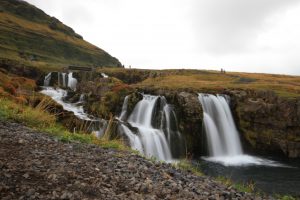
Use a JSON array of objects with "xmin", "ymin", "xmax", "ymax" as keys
[
  {"xmin": 94, "ymin": 68, "xmax": 300, "ymax": 159},
  {"xmin": 229, "ymin": 90, "xmax": 300, "ymax": 158}
]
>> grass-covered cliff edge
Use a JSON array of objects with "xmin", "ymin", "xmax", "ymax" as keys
[
  {"xmin": 0, "ymin": 0, "xmax": 121, "ymax": 72},
  {"xmin": 96, "ymin": 68, "xmax": 300, "ymax": 158}
]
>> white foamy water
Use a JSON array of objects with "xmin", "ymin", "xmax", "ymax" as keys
[
  {"xmin": 118, "ymin": 96, "xmax": 129, "ymax": 121},
  {"xmin": 118, "ymin": 94, "xmax": 181, "ymax": 162},
  {"xmin": 67, "ymin": 72, "xmax": 77, "ymax": 91},
  {"xmin": 101, "ymin": 73, "xmax": 109, "ymax": 78},
  {"xmin": 198, "ymin": 93, "xmax": 286, "ymax": 167},
  {"xmin": 128, "ymin": 95, "xmax": 172, "ymax": 161},
  {"xmin": 40, "ymin": 87, "xmax": 90, "ymax": 120},
  {"xmin": 199, "ymin": 93, "xmax": 242, "ymax": 156},
  {"xmin": 202, "ymin": 155, "xmax": 288, "ymax": 167}
]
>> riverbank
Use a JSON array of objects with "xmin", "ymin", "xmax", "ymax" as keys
[{"xmin": 0, "ymin": 120, "xmax": 273, "ymax": 200}]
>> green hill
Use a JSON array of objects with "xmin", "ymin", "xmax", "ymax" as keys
[{"xmin": 0, "ymin": 0, "xmax": 121, "ymax": 71}]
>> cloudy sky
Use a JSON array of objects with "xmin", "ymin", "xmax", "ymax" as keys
[{"xmin": 26, "ymin": 0, "xmax": 300, "ymax": 75}]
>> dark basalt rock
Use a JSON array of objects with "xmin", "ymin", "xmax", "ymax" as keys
[
  {"xmin": 229, "ymin": 89, "xmax": 300, "ymax": 158},
  {"xmin": 174, "ymin": 92, "xmax": 204, "ymax": 157},
  {"xmin": 126, "ymin": 92, "xmax": 143, "ymax": 118}
]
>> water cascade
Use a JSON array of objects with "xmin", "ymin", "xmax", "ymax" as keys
[
  {"xmin": 160, "ymin": 97, "xmax": 182, "ymax": 145},
  {"xmin": 41, "ymin": 73, "xmax": 106, "ymax": 134},
  {"xmin": 101, "ymin": 73, "xmax": 109, "ymax": 78},
  {"xmin": 45, "ymin": 72, "xmax": 77, "ymax": 90},
  {"xmin": 40, "ymin": 87, "xmax": 90, "ymax": 120},
  {"xmin": 67, "ymin": 72, "xmax": 77, "ymax": 91},
  {"xmin": 198, "ymin": 93, "xmax": 284, "ymax": 166},
  {"xmin": 198, "ymin": 94, "xmax": 242, "ymax": 156},
  {"xmin": 44, "ymin": 72, "xmax": 52, "ymax": 86},
  {"xmin": 79, "ymin": 94, "xmax": 85, "ymax": 103},
  {"xmin": 118, "ymin": 95, "xmax": 129, "ymax": 121},
  {"xmin": 118, "ymin": 94, "xmax": 182, "ymax": 161},
  {"xmin": 61, "ymin": 73, "xmax": 67, "ymax": 87}
]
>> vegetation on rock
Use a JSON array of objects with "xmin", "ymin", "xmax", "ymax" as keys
[{"xmin": 0, "ymin": 0, "xmax": 121, "ymax": 72}]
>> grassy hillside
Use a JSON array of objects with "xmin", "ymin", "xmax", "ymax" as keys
[
  {"xmin": 0, "ymin": 0, "xmax": 121, "ymax": 71},
  {"xmin": 97, "ymin": 68, "xmax": 300, "ymax": 98}
]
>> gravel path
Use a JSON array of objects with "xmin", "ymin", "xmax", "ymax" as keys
[{"xmin": 0, "ymin": 121, "xmax": 272, "ymax": 200}]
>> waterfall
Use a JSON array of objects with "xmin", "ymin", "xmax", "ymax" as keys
[
  {"xmin": 101, "ymin": 73, "xmax": 108, "ymax": 78},
  {"xmin": 62, "ymin": 73, "xmax": 67, "ymax": 87},
  {"xmin": 79, "ymin": 94, "xmax": 85, "ymax": 102},
  {"xmin": 40, "ymin": 87, "xmax": 90, "ymax": 120},
  {"xmin": 68, "ymin": 72, "xmax": 77, "ymax": 91},
  {"xmin": 160, "ymin": 97, "xmax": 181, "ymax": 144},
  {"xmin": 118, "ymin": 96, "xmax": 129, "ymax": 121},
  {"xmin": 93, "ymin": 119, "xmax": 108, "ymax": 138},
  {"xmin": 45, "ymin": 72, "xmax": 70, "ymax": 88},
  {"xmin": 118, "ymin": 94, "xmax": 178, "ymax": 161},
  {"xmin": 197, "ymin": 94, "xmax": 284, "ymax": 166},
  {"xmin": 44, "ymin": 72, "xmax": 52, "ymax": 86},
  {"xmin": 119, "ymin": 124, "xmax": 144, "ymax": 154},
  {"xmin": 198, "ymin": 93, "xmax": 242, "ymax": 157},
  {"xmin": 41, "ymin": 73, "xmax": 109, "ymax": 136}
]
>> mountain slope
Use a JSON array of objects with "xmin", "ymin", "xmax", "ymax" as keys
[{"xmin": 0, "ymin": 0, "xmax": 121, "ymax": 71}]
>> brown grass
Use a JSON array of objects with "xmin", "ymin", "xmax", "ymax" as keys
[{"xmin": 132, "ymin": 69, "xmax": 300, "ymax": 98}]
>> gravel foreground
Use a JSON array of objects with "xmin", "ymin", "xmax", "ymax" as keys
[{"xmin": 0, "ymin": 121, "xmax": 273, "ymax": 200}]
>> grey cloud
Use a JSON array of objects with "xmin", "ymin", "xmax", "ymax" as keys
[
  {"xmin": 192, "ymin": 0, "xmax": 300, "ymax": 54},
  {"xmin": 61, "ymin": 2, "xmax": 93, "ymax": 25}
]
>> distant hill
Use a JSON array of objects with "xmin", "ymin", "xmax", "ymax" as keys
[{"xmin": 0, "ymin": 0, "xmax": 121, "ymax": 71}]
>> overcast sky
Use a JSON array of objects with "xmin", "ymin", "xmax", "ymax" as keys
[{"xmin": 25, "ymin": 0, "xmax": 300, "ymax": 75}]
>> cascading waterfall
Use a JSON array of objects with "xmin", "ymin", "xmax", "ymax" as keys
[
  {"xmin": 61, "ymin": 72, "xmax": 67, "ymax": 87},
  {"xmin": 40, "ymin": 87, "xmax": 90, "ymax": 120},
  {"xmin": 118, "ymin": 95, "xmax": 129, "ymax": 121},
  {"xmin": 45, "ymin": 72, "xmax": 77, "ymax": 90},
  {"xmin": 101, "ymin": 73, "xmax": 109, "ymax": 78},
  {"xmin": 79, "ymin": 94, "xmax": 85, "ymax": 103},
  {"xmin": 67, "ymin": 72, "xmax": 77, "ymax": 91},
  {"xmin": 198, "ymin": 94, "xmax": 242, "ymax": 157},
  {"xmin": 160, "ymin": 97, "xmax": 181, "ymax": 143},
  {"xmin": 44, "ymin": 72, "xmax": 52, "ymax": 86},
  {"xmin": 118, "ymin": 94, "xmax": 182, "ymax": 161},
  {"xmin": 198, "ymin": 93, "xmax": 284, "ymax": 167},
  {"xmin": 119, "ymin": 124, "xmax": 144, "ymax": 154},
  {"xmin": 41, "ymin": 73, "xmax": 107, "ymax": 134}
]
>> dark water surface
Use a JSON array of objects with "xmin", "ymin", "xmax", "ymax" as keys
[{"xmin": 195, "ymin": 157, "xmax": 300, "ymax": 196}]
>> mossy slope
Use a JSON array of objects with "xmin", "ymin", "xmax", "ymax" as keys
[{"xmin": 0, "ymin": 0, "xmax": 121, "ymax": 71}]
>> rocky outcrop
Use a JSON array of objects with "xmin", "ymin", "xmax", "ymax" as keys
[
  {"xmin": 75, "ymin": 76, "xmax": 134, "ymax": 120},
  {"xmin": 230, "ymin": 90, "xmax": 300, "ymax": 158},
  {"xmin": 174, "ymin": 92, "xmax": 204, "ymax": 157},
  {"xmin": 0, "ymin": 59, "xmax": 43, "ymax": 80}
]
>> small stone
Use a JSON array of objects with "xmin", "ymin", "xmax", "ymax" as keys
[
  {"xmin": 26, "ymin": 188, "xmax": 35, "ymax": 196},
  {"xmin": 23, "ymin": 173, "xmax": 29, "ymax": 179},
  {"xmin": 18, "ymin": 139, "xmax": 24, "ymax": 144},
  {"xmin": 60, "ymin": 193, "xmax": 67, "ymax": 199}
]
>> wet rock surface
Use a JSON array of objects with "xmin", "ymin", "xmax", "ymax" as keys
[{"xmin": 0, "ymin": 121, "xmax": 272, "ymax": 200}]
